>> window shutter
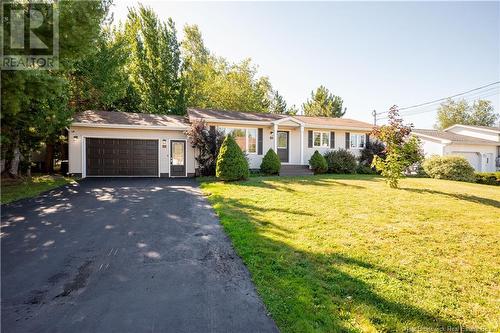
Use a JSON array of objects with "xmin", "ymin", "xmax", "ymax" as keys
[
  {"xmin": 345, "ymin": 132, "xmax": 350, "ymax": 149},
  {"xmin": 258, "ymin": 128, "xmax": 263, "ymax": 155},
  {"xmin": 330, "ymin": 132, "xmax": 335, "ymax": 149},
  {"xmin": 308, "ymin": 130, "xmax": 313, "ymax": 148},
  {"xmin": 365, "ymin": 133, "xmax": 370, "ymax": 146},
  {"xmin": 209, "ymin": 126, "xmax": 215, "ymax": 135}
]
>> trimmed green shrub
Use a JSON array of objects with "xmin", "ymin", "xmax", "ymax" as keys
[
  {"xmin": 356, "ymin": 164, "xmax": 377, "ymax": 174},
  {"xmin": 422, "ymin": 155, "xmax": 475, "ymax": 182},
  {"xmin": 216, "ymin": 135, "xmax": 249, "ymax": 181},
  {"xmin": 324, "ymin": 149, "xmax": 357, "ymax": 174},
  {"xmin": 309, "ymin": 150, "xmax": 328, "ymax": 174},
  {"xmin": 260, "ymin": 149, "xmax": 281, "ymax": 175},
  {"xmin": 475, "ymin": 172, "xmax": 500, "ymax": 186}
]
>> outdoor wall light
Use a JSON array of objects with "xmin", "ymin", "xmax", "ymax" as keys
[
  {"xmin": 73, "ymin": 135, "xmax": 79, "ymax": 141},
  {"xmin": 162, "ymin": 139, "xmax": 167, "ymax": 148},
  {"xmin": 270, "ymin": 131, "xmax": 274, "ymax": 140}
]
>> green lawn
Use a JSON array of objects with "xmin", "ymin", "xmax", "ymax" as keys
[
  {"xmin": 1, "ymin": 175, "xmax": 74, "ymax": 204},
  {"xmin": 201, "ymin": 175, "xmax": 500, "ymax": 333}
]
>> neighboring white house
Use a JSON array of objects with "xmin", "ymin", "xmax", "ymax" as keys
[
  {"xmin": 68, "ymin": 109, "xmax": 374, "ymax": 178},
  {"xmin": 413, "ymin": 124, "xmax": 500, "ymax": 172}
]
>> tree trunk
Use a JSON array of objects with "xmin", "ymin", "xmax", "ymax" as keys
[
  {"xmin": 9, "ymin": 137, "xmax": 20, "ymax": 178},
  {"xmin": 45, "ymin": 143, "xmax": 54, "ymax": 173},
  {"xmin": 26, "ymin": 149, "xmax": 32, "ymax": 179}
]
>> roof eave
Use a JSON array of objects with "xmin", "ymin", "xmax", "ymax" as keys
[{"xmin": 71, "ymin": 122, "xmax": 189, "ymax": 130}]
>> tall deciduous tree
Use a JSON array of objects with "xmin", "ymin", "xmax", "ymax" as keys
[
  {"xmin": 1, "ymin": 0, "xmax": 111, "ymax": 176},
  {"xmin": 302, "ymin": 86, "xmax": 345, "ymax": 117},
  {"xmin": 436, "ymin": 98, "xmax": 498, "ymax": 129},
  {"xmin": 123, "ymin": 5, "xmax": 185, "ymax": 114},
  {"xmin": 371, "ymin": 106, "xmax": 423, "ymax": 188},
  {"xmin": 181, "ymin": 25, "xmax": 272, "ymax": 113}
]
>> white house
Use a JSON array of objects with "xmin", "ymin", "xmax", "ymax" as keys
[
  {"xmin": 413, "ymin": 124, "xmax": 500, "ymax": 172},
  {"xmin": 68, "ymin": 108, "xmax": 374, "ymax": 178}
]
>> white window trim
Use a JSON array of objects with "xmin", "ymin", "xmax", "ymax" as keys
[
  {"xmin": 219, "ymin": 126, "xmax": 257, "ymax": 155},
  {"xmin": 350, "ymin": 133, "xmax": 366, "ymax": 149},
  {"xmin": 313, "ymin": 131, "xmax": 330, "ymax": 148}
]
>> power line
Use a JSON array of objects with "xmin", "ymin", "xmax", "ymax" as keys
[{"xmin": 376, "ymin": 81, "xmax": 500, "ymax": 116}]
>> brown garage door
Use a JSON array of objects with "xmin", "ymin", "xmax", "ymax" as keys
[{"xmin": 86, "ymin": 138, "xmax": 158, "ymax": 176}]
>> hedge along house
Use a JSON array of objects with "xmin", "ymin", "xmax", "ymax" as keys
[{"xmin": 68, "ymin": 108, "xmax": 374, "ymax": 178}]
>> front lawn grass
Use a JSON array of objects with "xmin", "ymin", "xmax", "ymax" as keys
[
  {"xmin": 201, "ymin": 175, "xmax": 500, "ymax": 333},
  {"xmin": 1, "ymin": 175, "xmax": 74, "ymax": 204}
]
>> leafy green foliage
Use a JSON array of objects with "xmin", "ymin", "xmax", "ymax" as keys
[
  {"xmin": 302, "ymin": 85, "xmax": 345, "ymax": 118},
  {"xmin": 70, "ymin": 28, "xmax": 129, "ymax": 111},
  {"xmin": 436, "ymin": 98, "xmax": 499, "ymax": 129},
  {"xmin": 371, "ymin": 106, "xmax": 423, "ymax": 188},
  {"xmin": 123, "ymin": 5, "xmax": 184, "ymax": 114},
  {"xmin": 185, "ymin": 120, "xmax": 224, "ymax": 176},
  {"xmin": 359, "ymin": 140, "xmax": 385, "ymax": 166},
  {"xmin": 356, "ymin": 164, "xmax": 377, "ymax": 174},
  {"xmin": 422, "ymin": 156, "xmax": 476, "ymax": 182},
  {"xmin": 260, "ymin": 149, "xmax": 281, "ymax": 175},
  {"xmin": 323, "ymin": 149, "xmax": 357, "ymax": 173},
  {"xmin": 181, "ymin": 25, "xmax": 272, "ymax": 113},
  {"xmin": 309, "ymin": 150, "xmax": 328, "ymax": 174},
  {"xmin": 216, "ymin": 135, "xmax": 249, "ymax": 181},
  {"xmin": 1, "ymin": 0, "xmax": 110, "ymax": 176},
  {"xmin": 475, "ymin": 172, "xmax": 500, "ymax": 186},
  {"xmin": 269, "ymin": 91, "xmax": 287, "ymax": 114}
]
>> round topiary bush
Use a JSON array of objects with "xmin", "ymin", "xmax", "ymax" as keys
[
  {"xmin": 422, "ymin": 155, "xmax": 475, "ymax": 182},
  {"xmin": 309, "ymin": 150, "xmax": 328, "ymax": 174},
  {"xmin": 216, "ymin": 135, "xmax": 249, "ymax": 181},
  {"xmin": 260, "ymin": 149, "xmax": 281, "ymax": 175},
  {"xmin": 323, "ymin": 149, "xmax": 358, "ymax": 173}
]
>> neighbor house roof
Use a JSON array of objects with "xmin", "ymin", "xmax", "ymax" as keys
[
  {"xmin": 72, "ymin": 110, "xmax": 189, "ymax": 129},
  {"xmin": 413, "ymin": 129, "xmax": 498, "ymax": 145},
  {"xmin": 188, "ymin": 108, "xmax": 373, "ymax": 130},
  {"xmin": 444, "ymin": 124, "xmax": 500, "ymax": 134}
]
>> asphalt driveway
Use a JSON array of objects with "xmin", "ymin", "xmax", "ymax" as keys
[{"xmin": 1, "ymin": 178, "xmax": 278, "ymax": 333}]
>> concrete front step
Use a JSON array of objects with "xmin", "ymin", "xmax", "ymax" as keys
[{"xmin": 279, "ymin": 165, "xmax": 314, "ymax": 176}]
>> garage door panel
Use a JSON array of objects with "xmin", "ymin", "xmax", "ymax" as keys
[{"xmin": 86, "ymin": 138, "xmax": 158, "ymax": 176}]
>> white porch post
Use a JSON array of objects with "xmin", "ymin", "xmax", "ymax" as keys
[
  {"xmin": 273, "ymin": 123, "xmax": 278, "ymax": 152},
  {"xmin": 300, "ymin": 125, "xmax": 304, "ymax": 165}
]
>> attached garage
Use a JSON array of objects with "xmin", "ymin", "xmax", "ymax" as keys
[
  {"xmin": 68, "ymin": 110, "xmax": 196, "ymax": 178},
  {"xmin": 86, "ymin": 138, "xmax": 159, "ymax": 177},
  {"xmin": 451, "ymin": 151, "xmax": 480, "ymax": 171}
]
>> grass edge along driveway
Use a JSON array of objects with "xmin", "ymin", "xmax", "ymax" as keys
[
  {"xmin": 1, "ymin": 175, "xmax": 74, "ymax": 204},
  {"xmin": 200, "ymin": 175, "xmax": 500, "ymax": 333}
]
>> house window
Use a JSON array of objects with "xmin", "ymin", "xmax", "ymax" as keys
[
  {"xmin": 277, "ymin": 132, "xmax": 288, "ymax": 148},
  {"xmin": 350, "ymin": 134, "xmax": 366, "ymax": 149},
  {"xmin": 313, "ymin": 131, "xmax": 329, "ymax": 148},
  {"xmin": 220, "ymin": 127, "xmax": 257, "ymax": 154}
]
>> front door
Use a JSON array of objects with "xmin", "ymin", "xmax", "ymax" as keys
[
  {"xmin": 277, "ymin": 131, "xmax": 289, "ymax": 163},
  {"xmin": 170, "ymin": 140, "xmax": 186, "ymax": 177}
]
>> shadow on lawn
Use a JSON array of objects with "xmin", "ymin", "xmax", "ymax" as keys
[
  {"xmin": 237, "ymin": 176, "xmax": 371, "ymax": 191},
  {"xmin": 400, "ymin": 187, "xmax": 500, "ymax": 209},
  {"xmin": 209, "ymin": 192, "xmax": 462, "ymax": 332}
]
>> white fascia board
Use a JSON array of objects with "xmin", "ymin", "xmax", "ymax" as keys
[
  {"xmin": 71, "ymin": 123, "xmax": 189, "ymax": 131},
  {"xmin": 191, "ymin": 118, "xmax": 273, "ymax": 126},
  {"xmin": 272, "ymin": 116, "xmax": 305, "ymax": 126},
  {"xmin": 444, "ymin": 124, "xmax": 500, "ymax": 134},
  {"xmin": 303, "ymin": 124, "xmax": 373, "ymax": 131}
]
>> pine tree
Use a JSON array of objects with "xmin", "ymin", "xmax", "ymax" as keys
[{"xmin": 302, "ymin": 86, "xmax": 345, "ymax": 117}]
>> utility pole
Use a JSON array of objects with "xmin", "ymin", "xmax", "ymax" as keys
[{"xmin": 372, "ymin": 110, "xmax": 377, "ymax": 126}]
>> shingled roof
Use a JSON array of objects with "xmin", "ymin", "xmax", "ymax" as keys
[
  {"xmin": 188, "ymin": 108, "xmax": 373, "ymax": 129},
  {"xmin": 187, "ymin": 108, "xmax": 284, "ymax": 122},
  {"xmin": 72, "ymin": 110, "xmax": 189, "ymax": 128},
  {"xmin": 413, "ymin": 129, "xmax": 498, "ymax": 145}
]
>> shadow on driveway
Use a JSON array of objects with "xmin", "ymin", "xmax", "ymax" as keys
[{"xmin": 1, "ymin": 178, "xmax": 278, "ymax": 333}]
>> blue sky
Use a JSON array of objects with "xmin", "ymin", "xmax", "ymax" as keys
[{"xmin": 110, "ymin": 1, "xmax": 500, "ymax": 128}]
